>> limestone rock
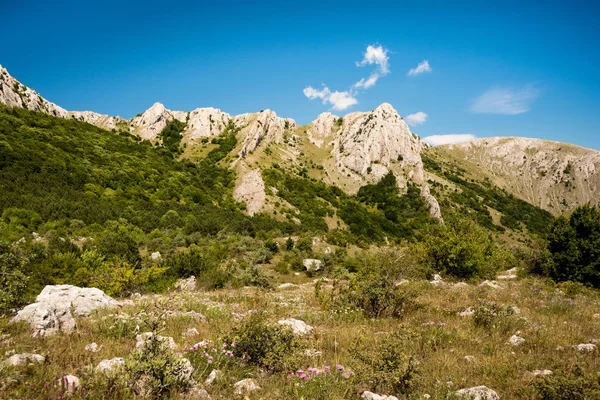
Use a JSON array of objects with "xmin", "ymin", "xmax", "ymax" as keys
[
  {"xmin": 361, "ymin": 391, "xmax": 399, "ymax": 400},
  {"xmin": 130, "ymin": 102, "xmax": 187, "ymax": 141},
  {"xmin": 11, "ymin": 285, "xmax": 118, "ymax": 336},
  {"xmin": 454, "ymin": 386, "xmax": 500, "ymax": 400},
  {"xmin": 69, "ymin": 111, "xmax": 126, "ymax": 131},
  {"xmin": 136, "ymin": 332, "xmax": 177, "ymax": 350},
  {"xmin": 183, "ymin": 328, "xmax": 199, "ymax": 337},
  {"xmin": 150, "ymin": 251, "xmax": 162, "ymax": 261},
  {"xmin": 430, "ymin": 274, "xmax": 444, "ymax": 286},
  {"xmin": 205, "ymin": 369, "xmax": 221, "ymax": 386},
  {"xmin": 278, "ymin": 283, "xmax": 298, "ymax": 290},
  {"xmin": 184, "ymin": 107, "xmax": 231, "ymax": 140},
  {"xmin": 497, "ymin": 268, "xmax": 518, "ymax": 280},
  {"xmin": 58, "ymin": 375, "xmax": 81, "ymax": 394},
  {"xmin": 573, "ymin": 343, "xmax": 596, "ymax": 352},
  {"xmin": 233, "ymin": 169, "xmax": 266, "ymax": 216},
  {"xmin": 508, "ymin": 335, "xmax": 525, "ymax": 346},
  {"xmin": 96, "ymin": 357, "xmax": 125, "ymax": 373},
  {"xmin": 187, "ymin": 387, "xmax": 211, "ymax": 399},
  {"xmin": 238, "ymin": 110, "xmax": 296, "ymax": 156},
  {"xmin": 85, "ymin": 343, "xmax": 99, "ymax": 352},
  {"xmin": 278, "ymin": 318, "xmax": 314, "ymax": 336},
  {"xmin": 531, "ymin": 369, "xmax": 553, "ymax": 376},
  {"xmin": 0, "ymin": 65, "xmax": 68, "ymax": 118},
  {"xmin": 308, "ymin": 112, "xmax": 339, "ymax": 147},
  {"xmin": 458, "ymin": 307, "xmax": 475, "ymax": 317},
  {"xmin": 175, "ymin": 276, "xmax": 197, "ymax": 292},
  {"xmin": 233, "ymin": 378, "xmax": 261, "ymax": 395},
  {"xmin": 303, "ymin": 259, "xmax": 322, "ymax": 272},
  {"xmin": 479, "ymin": 280, "xmax": 503, "ymax": 290},
  {"xmin": 5, "ymin": 353, "xmax": 45, "ymax": 366}
]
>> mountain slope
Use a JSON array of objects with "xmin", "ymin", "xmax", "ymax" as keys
[{"xmin": 430, "ymin": 137, "xmax": 600, "ymax": 215}]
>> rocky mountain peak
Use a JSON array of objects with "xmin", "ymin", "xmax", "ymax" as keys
[
  {"xmin": 308, "ymin": 112, "xmax": 339, "ymax": 147},
  {"xmin": 238, "ymin": 109, "xmax": 296, "ymax": 156},
  {"xmin": 183, "ymin": 107, "xmax": 231, "ymax": 141},
  {"xmin": 130, "ymin": 102, "xmax": 187, "ymax": 141}
]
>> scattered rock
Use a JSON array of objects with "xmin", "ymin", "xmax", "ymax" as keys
[
  {"xmin": 96, "ymin": 357, "xmax": 125, "ymax": 373},
  {"xmin": 175, "ymin": 276, "xmax": 197, "ymax": 292},
  {"xmin": 187, "ymin": 387, "xmax": 211, "ymax": 399},
  {"xmin": 205, "ymin": 369, "xmax": 221, "ymax": 386},
  {"xmin": 278, "ymin": 283, "xmax": 298, "ymax": 290},
  {"xmin": 11, "ymin": 285, "xmax": 118, "ymax": 336},
  {"xmin": 497, "ymin": 267, "xmax": 518, "ymax": 280},
  {"xmin": 454, "ymin": 386, "xmax": 500, "ymax": 400},
  {"xmin": 394, "ymin": 279, "xmax": 410, "ymax": 286},
  {"xmin": 458, "ymin": 307, "xmax": 475, "ymax": 317},
  {"xmin": 508, "ymin": 335, "xmax": 525, "ymax": 346},
  {"xmin": 509, "ymin": 306, "xmax": 521, "ymax": 315},
  {"xmin": 430, "ymin": 274, "xmax": 444, "ymax": 286},
  {"xmin": 593, "ymin": 313, "xmax": 600, "ymax": 319},
  {"xmin": 58, "ymin": 375, "xmax": 81, "ymax": 394},
  {"xmin": 150, "ymin": 251, "xmax": 162, "ymax": 261},
  {"xmin": 177, "ymin": 358, "xmax": 195, "ymax": 383},
  {"xmin": 85, "ymin": 343, "xmax": 99, "ymax": 352},
  {"xmin": 233, "ymin": 378, "xmax": 261, "ymax": 395},
  {"xmin": 131, "ymin": 293, "xmax": 142, "ymax": 299},
  {"xmin": 278, "ymin": 318, "xmax": 314, "ymax": 336},
  {"xmin": 182, "ymin": 311, "xmax": 208, "ymax": 322},
  {"xmin": 303, "ymin": 259, "xmax": 323, "ymax": 272},
  {"xmin": 183, "ymin": 328, "xmax": 199, "ymax": 337},
  {"xmin": 304, "ymin": 349, "xmax": 323, "ymax": 358},
  {"xmin": 531, "ymin": 369, "xmax": 553, "ymax": 376},
  {"xmin": 573, "ymin": 343, "xmax": 596, "ymax": 353},
  {"xmin": 464, "ymin": 355, "xmax": 476, "ymax": 363},
  {"xmin": 479, "ymin": 280, "xmax": 503, "ymax": 290},
  {"xmin": 361, "ymin": 391, "xmax": 399, "ymax": 400},
  {"xmin": 453, "ymin": 282, "xmax": 469, "ymax": 288},
  {"xmin": 136, "ymin": 332, "xmax": 177, "ymax": 350},
  {"xmin": 5, "ymin": 353, "xmax": 45, "ymax": 366}
]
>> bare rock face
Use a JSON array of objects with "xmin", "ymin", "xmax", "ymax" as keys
[
  {"xmin": 333, "ymin": 103, "xmax": 423, "ymax": 183},
  {"xmin": 421, "ymin": 184, "xmax": 442, "ymax": 219},
  {"xmin": 308, "ymin": 112, "xmax": 339, "ymax": 147},
  {"xmin": 130, "ymin": 102, "xmax": 187, "ymax": 141},
  {"xmin": 438, "ymin": 137, "xmax": 600, "ymax": 215},
  {"xmin": 11, "ymin": 285, "xmax": 119, "ymax": 336},
  {"xmin": 68, "ymin": 111, "xmax": 126, "ymax": 131},
  {"xmin": 238, "ymin": 110, "xmax": 296, "ymax": 156},
  {"xmin": 233, "ymin": 169, "xmax": 266, "ymax": 216},
  {"xmin": 184, "ymin": 107, "xmax": 231, "ymax": 141},
  {"xmin": 0, "ymin": 65, "xmax": 68, "ymax": 118}
]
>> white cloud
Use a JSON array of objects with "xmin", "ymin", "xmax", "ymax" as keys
[
  {"xmin": 470, "ymin": 85, "xmax": 539, "ymax": 115},
  {"xmin": 356, "ymin": 45, "xmax": 390, "ymax": 74},
  {"xmin": 408, "ymin": 60, "xmax": 431, "ymax": 76},
  {"xmin": 304, "ymin": 44, "xmax": 390, "ymax": 111},
  {"xmin": 303, "ymin": 85, "xmax": 357, "ymax": 111},
  {"xmin": 405, "ymin": 111, "xmax": 428, "ymax": 126},
  {"xmin": 328, "ymin": 91, "xmax": 358, "ymax": 110},
  {"xmin": 422, "ymin": 134, "xmax": 478, "ymax": 146}
]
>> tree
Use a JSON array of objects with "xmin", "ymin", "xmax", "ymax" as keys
[{"xmin": 545, "ymin": 204, "xmax": 600, "ymax": 287}]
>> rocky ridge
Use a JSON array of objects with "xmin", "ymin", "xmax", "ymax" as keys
[{"xmin": 434, "ymin": 137, "xmax": 600, "ymax": 215}]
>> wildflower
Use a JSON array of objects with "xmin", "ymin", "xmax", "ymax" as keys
[
  {"xmin": 336, "ymin": 364, "xmax": 344, "ymax": 371},
  {"xmin": 208, "ymin": 356, "xmax": 213, "ymax": 364},
  {"xmin": 226, "ymin": 350, "xmax": 234, "ymax": 357},
  {"xmin": 324, "ymin": 365, "xmax": 330, "ymax": 372},
  {"xmin": 211, "ymin": 348, "xmax": 217, "ymax": 353},
  {"xmin": 231, "ymin": 342, "xmax": 237, "ymax": 347}
]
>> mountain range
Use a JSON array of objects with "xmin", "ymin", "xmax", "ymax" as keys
[{"xmin": 1, "ymin": 63, "xmax": 598, "ymax": 224}]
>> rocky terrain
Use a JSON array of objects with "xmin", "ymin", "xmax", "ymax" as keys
[{"xmin": 430, "ymin": 137, "xmax": 600, "ymax": 215}]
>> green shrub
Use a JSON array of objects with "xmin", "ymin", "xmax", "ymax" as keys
[
  {"xmin": 533, "ymin": 367, "xmax": 600, "ymax": 399},
  {"xmin": 0, "ymin": 243, "xmax": 28, "ymax": 314},
  {"xmin": 226, "ymin": 312, "xmax": 302, "ymax": 372},
  {"xmin": 472, "ymin": 301, "xmax": 520, "ymax": 332},
  {"xmin": 350, "ymin": 328, "xmax": 417, "ymax": 395}
]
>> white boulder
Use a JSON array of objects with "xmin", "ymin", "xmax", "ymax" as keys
[
  {"xmin": 479, "ymin": 280, "xmax": 503, "ymax": 290},
  {"xmin": 303, "ymin": 259, "xmax": 322, "ymax": 272},
  {"xmin": 573, "ymin": 343, "xmax": 596, "ymax": 353},
  {"xmin": 85, "ymin": 343, "xmax": 99, "ymax": 352},
  {"xmin": 361, "ymin": 391, "xmax": 399, "ymax": 400},
  {"xmin": 175, "ymin": 276, "xmax": 197, "ymax": 292},
  {"xmin": 58, "ymin": 375, "xmax": 81, "ymax": 394},
  {"xmin": 205, "ymin": 369, "xmax": 221, "ymax": 386},
  {"xmin": 96, "ymin": 357, "xmax": 125, "ymax": 373},
  {"xmin": 5, "ymin": 353, "xmax": 45, "ymax": 366},
  {"xmin": 454, "ymin": 386, "xmax": 500, "ymax": 399},
  {"xmin": 136, "ymin": 332, "xmax": 177, "ymax": 350},
  {"xmin": 233, "ymin": 378, "xmax": 261, "ymax": 395},
  {"xmin": 508, "ymin": 335, "xmax": 525, "ymax": 346},
  {"xmin": 278, "ymin": 318, "xmax": 314, "ymax": 336}
]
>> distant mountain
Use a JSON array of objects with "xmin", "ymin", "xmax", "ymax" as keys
[{"xmin": 428, "ymin": 137, "xmax": 600, "ymax": 215}]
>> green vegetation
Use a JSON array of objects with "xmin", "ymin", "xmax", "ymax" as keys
[{"xmin": 158, "ymin": 119, "xmax": 186, "ymax": 155}]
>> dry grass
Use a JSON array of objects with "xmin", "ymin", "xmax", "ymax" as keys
[{"xmin": 1, "ymin": 275, "xmax": 600, "ymax": 399}]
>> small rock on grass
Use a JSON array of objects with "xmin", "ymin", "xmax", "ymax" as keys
[
  {"xmin": 361, "ymin": 391, "xmax": 399, "ymax": 400},
  {"xmin": 454, "ymin": 386, "xmax": 500, "ymax": 400},
  {"xmin": 5, "ymin": 353, "xmax": 45, "ymax": 366},
  {"xmin": 233, "ymin": 378, "xmax": 260, "ymax": 395}
]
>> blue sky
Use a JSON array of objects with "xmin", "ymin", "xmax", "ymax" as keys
[{"xmin": 2, "ymin": 0, "xmax": 599, "ymax": 149}]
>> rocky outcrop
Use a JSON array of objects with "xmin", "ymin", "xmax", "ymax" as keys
[
  {"xmin": 184, "ymin": 107, "xmax": 231, "ymax": 141},
  {"xmin": 11, "ymin": 285, "xmax": 119, "ymax": 336},
  {"xmin": 96, "ymin": 357, "xmax": 125, "ymax": 373},
  {"xmin": 454, "ymin": 386, "xmax": 500, "ymax": 400},
  {"xmin": 68, "ymin": 111, "xmax": 126, "ymax": 131},
  {"xmin": 233, "ymin": 169, "xmax": 266, "ymax": 216},
  {"xmin": 238, "ymin": 110, "xmax": 296, "ymax": 156},
  {"xmin": 0, "ymin": 65, "xmax": 68, "ymax": 118},
  {"xmin": 437, "ymin": 137, "xmax": 600, "ymax": 215},
  {"xmin": 129, "ymin": 102, "xmax": 187, "ymax": 141},
  {"xmin": 333, "ymin": 103, "xmax": 423, "ymax": 183},
  {"xmin": 308, "ymin": 112, "xmax": 339, "ymax": 147},
  {"xmin": 278, "ymin": 318, "xmax": 314, "ymax": 336}
]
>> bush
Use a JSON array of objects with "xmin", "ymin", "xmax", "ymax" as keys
[
  {"xmin": 414, "ymin": 215, "xmax": 511, "ymax": 279},
  {"xmin": 226, "ymin": 312, "xmax": 302, "ymax": 372},
  {"xmin": 0, "ymin": 243, "xmax": 28, "ymax": 314},
  {"xmin": 472, "ymin": 301, "xmax": 521, "ymax": 332},
  {"xmin": 350, "ymin": 328, "xmax": 417, "ymax": 395},
  {"xmin": 322, "ymin": 249, "xmax": 416, "ymax": 318},
  {"xmin": 544, "ymin": 205, "xmax": 600, "ymax": 288},
  {"xmin": 533, "ymin": 367, "xmax": 600, "ymax": 399}
]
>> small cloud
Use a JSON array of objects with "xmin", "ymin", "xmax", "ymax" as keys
[
  {"xmin": 470, "ymin": 85, "xmax": 539, "ymax": 115},
  {"xmin": 356, "ymin": 45, "xmax": 390, "ymax": 74},
  {"xmin": 408, "ymin": 60, "xmax": 431, "ymax": 76},
  {"xmin": 405, "ymin": 111, "xmax": 428, "ymax": 126},
  {"xmin": 303, "ymin": 85, "xmax": 357, "ymax": 111},
  {"xmin": 422, "ymin": 134, "xmax": 477, "ymax": 146},
  {"xmin": 353, "ymin": 73, "xmax": 380, "ymax": 89}
]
